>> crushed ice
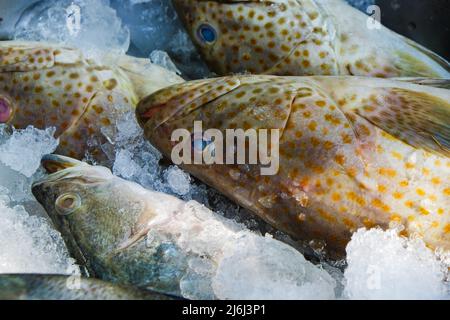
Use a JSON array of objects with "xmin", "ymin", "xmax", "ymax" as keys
[
  {"xmin": 14, "ymin": 0, "xmax": 130, "ymax": 61},
  {"xmin": 0, "ymin": 125, "xmax": 79, "ymax": 275},
  {"xmin": 344, "ymin": 228, "xmax": 449, "ymax": 300},
  {"xmin": 1, "ymin": 0, "xmax": 448, "ymax": 300}
]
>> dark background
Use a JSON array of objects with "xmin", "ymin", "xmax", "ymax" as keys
[{"xmin": 376, "ymin": 0, "xmax": 450, "ymax": 60}]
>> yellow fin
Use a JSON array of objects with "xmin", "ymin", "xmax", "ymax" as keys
[
  {"xmin": 395, "ymin": 38, "xmax": 450, "ymax": 78},
  {"xmin": 353, "ymin": 87, "xmax": 450, "ymax": 157},
  {"xmin": 392, "ymin": 78, "xmax": 450, "ymax": 90}
]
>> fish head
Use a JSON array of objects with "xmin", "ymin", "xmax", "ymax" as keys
[
  {"xmin": 136, "ymin": 75, "xmax": 301, "ymax": 216},
  {"xmin": 172, "ymin": 0, "xmax": 308, "ymax": 75},
  {"xmin": 32, "ymin": 154, "xmax": 147, "ymax": 263}
]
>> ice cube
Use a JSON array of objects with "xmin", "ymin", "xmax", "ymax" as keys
[
  {"xmin": 165, "ymin": 166, "xmax": 191, "ymax": 196},
  {"xmin": 343, "ymin": 228, "xmax": 449, "ymax": 300}
]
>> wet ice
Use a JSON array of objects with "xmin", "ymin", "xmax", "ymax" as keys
[
  {"xmin": 14, "ymin": 0, "xmax": 130, "ymax": 61},
  {"xmin": 344, "ymin": 228, "xmax": 449, "ymax": 300},
  {"xmin": 2, "ymin": 0, "xmax": 449, "ymax": 300},
  {"xmin": 0, "ymin": 126, "xmax": 58, "ymax": 178},
  {"xmin": 0, "ymin": 125, "xmax": 78, "ymax": 275}
]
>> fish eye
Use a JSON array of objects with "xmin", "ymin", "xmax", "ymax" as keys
[
  {"xmin": 191, "ymin": 133, "xmax": 215, "ymax": 156},
  {"xmin": 55, "ymin": 193, "xmax": 81, "ymax": 216},
  {"xmin": 0, "ymin": 97, "xmax": 12, "ymax": 123},
  {"xmin": 197, "ymin": 24, "xmax": 217, "ymax": 44}
]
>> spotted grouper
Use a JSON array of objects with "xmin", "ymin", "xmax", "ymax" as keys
[
  {"xmin": 136, "ymin": 75, "xmax": 450, "ymax": 258},
  {"xmin": 0, "ymin": 41, "xmax": 183, "ymax": 161},
  {"xmin": 173, "ymin": 0, "xmax": 450, "ymax": 78}
]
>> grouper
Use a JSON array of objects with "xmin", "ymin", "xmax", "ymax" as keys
[
  {"xmin": 0, "ymin": 41, "xmax": 183, "ymax": 161},
  {"xmin": 32, "ymin": 154, "xmax": 336, "ymax": 299},
  {"xmin": 172, "ymin": 0, "xmax": 450, "ymax": 78},
  {"xmin": 136, "ymin": 75, "xmax": 450, "ymax": 258},
  {"xmin": 0, "ymin": 274, "xmax": 174, "ymax": 300}
]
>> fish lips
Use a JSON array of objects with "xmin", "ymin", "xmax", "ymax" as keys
[{"xmin": 32, "ymin": 154, "xmax": 112, "ymax": 197}]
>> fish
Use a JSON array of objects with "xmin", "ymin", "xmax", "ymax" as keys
[
  {"xmin": 136, "ymin": 75, "xmax": 450, "ymax": 258},
  {"xmin": 31, "ymin": 154, "xmax": 335, "ymax": 299},
  {"xmin": 0, "ymin": 41, "xmax": 184, "ymax": 161},
  {"xmin": 0, "ymin": 274, "xmax": 174, "ymax": 300},
  {"xmin": 172, "ymin": 0, "xmax": 450, "ymax": 78}
]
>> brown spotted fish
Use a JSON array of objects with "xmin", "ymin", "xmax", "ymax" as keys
[
  {"xmin": 0, "ymin": 41, "xmax": 183, "ymax": 161},
  {"xmin": 173, "ymin": 0, "xmax": 450, "ymax": 78},
  {"xmin": 136, "ymin": 75, "xmax": 450, "ymax": 257}
]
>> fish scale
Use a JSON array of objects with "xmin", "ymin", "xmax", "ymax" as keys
[
  {"xmin": 173, "ymin": 0, "xmax": 450, "ymax": 78},
  {"xmin": 137, "ymin": 75, "xmax": 450, "ymax": 258},
  {"xmin": 0, "ymin": 41, "xmax": 184, "ymax": 162}
]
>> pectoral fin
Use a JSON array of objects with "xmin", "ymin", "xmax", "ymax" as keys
[
  {"xmin": 351, "ymin": 87, "xmax": 450, "ymax": 157},
  {"xmin": 395, "ymin": 37, "xmax": 450, "ymax": 78},
  {"xmin": 116, "ymin": 205, "xmax": 157, "ymax": 251},
  {"xmin": 392, "ymin": 78, "xmax": 450, "ymax": 90}
]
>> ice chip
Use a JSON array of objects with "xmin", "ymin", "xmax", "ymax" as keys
[
  {"xmin": 0, "ymin": 125, "xmax": 77, "ymax": 275},
  {"xmin": 14, "ymin": 0, "xmax": 130, "ymax": 61},
  {"xmin": 0, "ymin": 126, "xmax": 58, "ymax": 177},
  {"xmin": 150, "ymin": 50, "xmax": 182, "ymax": 75},
  {"xmin": 343, "ymin": 228, "xmax": 449, "ymax": 300},
  {"xmin": 212, "ymin": 233, "xmax": 336, "ymax": 300},
  {"xmin": 0, "ymin": 199, "xmax": 78, "ymax": 275},
  {"xmin": 165, "ymin": 166, "xmax": 191, "ymax": 196}
]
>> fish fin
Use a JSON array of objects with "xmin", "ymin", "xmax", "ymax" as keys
[
  {"xmin": 350, "ymin": 87, "xmax": 450, "ymax": 157},
  {"xmin": 0, "ymin": 41, "xmax": 81, "ymax": 72},
  {"xmin": 114, "ymin": 54, "xmax": 184, "ymax": 100},
  {"xmin": 395, "ymin": 38, "xmax": 450, "ymax": 77},
  {"xmin": 116, "ymin": 228, "xmax": 150, "ymax": 252},
  {"xmin": 391, "ymin": 78, "xmax": 450, "ymax": 90},
  {"xmin": 116, "ymin": 204, "xmax": 158, "ymax": 251}
]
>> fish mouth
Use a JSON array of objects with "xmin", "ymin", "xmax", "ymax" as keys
[
  {"xmin": 32, "ymin": 154, "xmax": 112, "ymax": 189},
  {"xmin": 41, "ymin": 154, "xmax": 86, "ymax": 174},
  {"xmin": 136, "ymin": 76, "xmax": 242, "ymax": 131}
]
